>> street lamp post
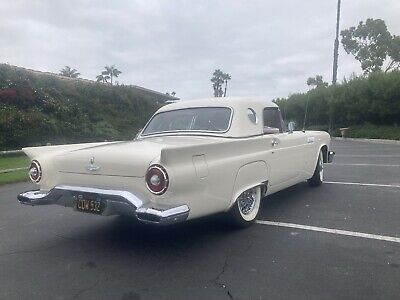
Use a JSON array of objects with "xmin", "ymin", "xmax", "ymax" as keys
[{"xmin": 332, "ymin": 0, "xmax": 341, "ymax": 85}]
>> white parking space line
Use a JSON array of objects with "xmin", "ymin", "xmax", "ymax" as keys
[
  {"xmin": 328, "ymin": 163, "xmax": 400, "ymax": 167},
  {"xmin": 335, "ymin": 154, "xmax": 400, "ymax": 157},
  {"xmin": 256, "ymin": 220, "xmax": 400, "ymax": 244},
  {"xmin": 325, "ymin": 181, "xmax": 400, "ymax": 188}
]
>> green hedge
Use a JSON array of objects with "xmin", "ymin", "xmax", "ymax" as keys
[
  {"xmin": 274, "ymin": 71, "xmax": 400, "ymax": 136},
  {"xmin": 0, "ymin": 64, "xmax": 162, "ymax": 150},
  {"xmin": 345, "ymin": 124, "xmax": 400, "ymax": 140}
]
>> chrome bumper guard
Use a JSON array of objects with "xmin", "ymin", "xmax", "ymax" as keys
[
  {"xmin": 17, "ymin": 185, "xmax": 189, "ymax": 225},
  {"xmin": 327, "ymin": 151, "xmax": 335, "ymax": 163}
]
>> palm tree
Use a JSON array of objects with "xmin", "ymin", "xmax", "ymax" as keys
[
  {"xmin": 210, "ymin": 69, "xmax": 225, "ymax": 97},
  {"xmin": 102, "ymin": 65, "xmax": 122, "ymax": 85},
  {"xmin": 166, "ymin": 91, "xmax": 177, "ymax": 97},
  {"xmin": 222, "ymin": 73, "xmax": 231, "ymax": 97},
  {"xmin": 96, "ymin": 74, "xmax": 110, "ymax": 83},
  {"xmin": 59, "ymin": 66, "xmax": 80, "ymax": 78}
]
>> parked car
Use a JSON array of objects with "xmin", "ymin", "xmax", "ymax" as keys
[{"xmin": 18, "ymin": 97, "xmax": 334, "ymax": 227}]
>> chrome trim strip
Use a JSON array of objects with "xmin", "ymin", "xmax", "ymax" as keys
[
  {"xmin": 140, "ymin": 106, "xmax": 234, "ymax": 137},
  {"xmin": 138, "ymin": 132, "xmax": 265, "ymax": 140}
]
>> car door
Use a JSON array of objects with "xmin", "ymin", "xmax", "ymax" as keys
[{"xmin": 262, "ymin": 107, "xmax": 305, "ymax": 188}]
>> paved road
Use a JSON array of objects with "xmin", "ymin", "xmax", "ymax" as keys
[{"xmin": 0, "ymin": 139, "xmax": 399, "ymax": 300}]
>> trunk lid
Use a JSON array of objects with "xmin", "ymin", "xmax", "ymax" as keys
[{"xmin": 54, "ymin": 140, "xmax": 164, "ymax": 177}]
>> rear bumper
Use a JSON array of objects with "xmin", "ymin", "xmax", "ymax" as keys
[{"xmin": 17, "ymin": 185, "xmax": 189, "ymax": 225}]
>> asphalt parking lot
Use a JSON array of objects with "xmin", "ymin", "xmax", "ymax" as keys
[{"xmin": 0, "ymin": 139, "xmax": 399, "ymax": 300}]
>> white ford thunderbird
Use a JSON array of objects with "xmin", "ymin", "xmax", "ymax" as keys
[{"xmin": 18, "ymin": 97, "xmax": 334, "ymax": 227}]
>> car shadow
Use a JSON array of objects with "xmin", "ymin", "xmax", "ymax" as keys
[
  {"xmin": 41, "ymin": 182, "xmax": 321, "ymax": 254},
  {"xmin": 259, "ymin": 181, "xmax": 323, "ymax": 215},
  {"xmin": 53, "ymin": 212, "xmax": 249, "ymax": 256}
]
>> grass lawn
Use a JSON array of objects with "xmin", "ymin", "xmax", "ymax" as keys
[
  {"xmin": 0, "ymin": 155, "xmax": 29, "ymax": 170},
  {"xmin": 0, "ymin": 155, "xmax": 29, "ymax": 185},
  {"xmin": 0, "ymin": 169, "xmax": 28, "ymax": 185}
]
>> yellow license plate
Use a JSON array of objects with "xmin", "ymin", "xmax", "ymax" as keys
[{"xmin": 76, "ymin": 194, "xmax": 105, "ymax": 214}]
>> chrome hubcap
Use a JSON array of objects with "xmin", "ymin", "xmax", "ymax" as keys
[{"xmin": 238, "ymin": 188, "xmax": 256, "ymax": 215}]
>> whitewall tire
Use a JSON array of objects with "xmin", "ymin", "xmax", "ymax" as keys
[
  {"xmin": 228, "ymin": 186, "xmax": 261, "ymax": 228},
  {"xmin": 308, "ymin": 150, "xmax": 324, "ymax": 187}
]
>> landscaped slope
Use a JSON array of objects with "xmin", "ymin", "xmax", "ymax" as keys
[{"xmin": 0, "ymin": 64, "xmax": 164, "ymax": 149}]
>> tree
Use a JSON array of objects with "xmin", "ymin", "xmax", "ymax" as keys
[
  {"xmin": 211, "ymin": 69, "xmax": 231, "ymax": 97},
  {"xmin": 222, "ymin": 73, "xmax": 231, "ymax": 97},
  {"xmin": 211, "ymin": 69, "xmax": 224, "ymax": 97},
  {"xmin": 166, "ymin": 91, "xmax": 177, "ymax": 97},
  {"xmin": 59, "ymin": 66, "xmax": 80, "ymax": 78},
  {"xmin": 102, "ymin": 65, "xmax": 122, "ymax": 85},
  {"xmin": 341, "ymin": 18, "xmax": 399, "ymax": 74},
  {"xmin": 96, "ymin": 74, "xmax": 109, "ymax": 83},
  {"xmin": 306, "ymin": 75, "xmax": 328, "ymax": 89},
  {"xmin": 386, "ymin": 35, "xmax": 400, "ymax": 72}
]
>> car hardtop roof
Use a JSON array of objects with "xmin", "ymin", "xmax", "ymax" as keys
[{"xmin": 157, "ymin": 97, "xmax": 277, "ymax": 113}]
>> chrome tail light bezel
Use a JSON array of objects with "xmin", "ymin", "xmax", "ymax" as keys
[
  {"xmin": 145, "ymin": 164, "xmax": 169, "ymax": 195},
  {"xmin": 29, "ymin": 160, "xmax": 42, "ymax": 183}
]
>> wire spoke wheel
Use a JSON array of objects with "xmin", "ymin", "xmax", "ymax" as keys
[
  {"xmin": 319, "ymin": 151, "xmax": 324, "ymax": 181},
  {"xmin": 238, "ymin": 189, "xmax": 257, "ymax": 215}
]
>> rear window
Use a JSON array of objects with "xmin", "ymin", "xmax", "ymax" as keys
[{"xmin": 142, "ymin": 107, "xmax": 232, "ymax": 135}]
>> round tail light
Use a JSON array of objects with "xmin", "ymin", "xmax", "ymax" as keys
[
  {"xmin": 29, "ymin": 160, "xmax": 42, "ymax": 183},
  {"xmin": 145, "ymin": 165, "xmax": 169, "ymax": 195}
]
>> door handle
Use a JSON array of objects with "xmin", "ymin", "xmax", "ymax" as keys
[{"xmin": 271, "ymin": 139, "xmax": 279, "ymax": 146}]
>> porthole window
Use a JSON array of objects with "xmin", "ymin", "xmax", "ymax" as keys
[{"xmin": 247, "ymin": 108, "xmax": 258, "ymax": 124}]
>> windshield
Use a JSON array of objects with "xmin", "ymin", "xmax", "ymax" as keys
[{"xmin": 142, "ymin": 107, "xmax": 232, "ymax": 135}]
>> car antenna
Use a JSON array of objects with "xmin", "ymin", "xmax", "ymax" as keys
[{"xmin": 302, "ymin": 90, "xmax": 310, "ymax": 132}]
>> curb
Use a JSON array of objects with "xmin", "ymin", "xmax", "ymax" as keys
[
  {"xmin": 333, "ymin": 137, "xmax": 400, "ymax": 145},
  {"xmin": 0, "ymin": 150, "xmax": 23, "ymax": 157},
  {"xmin": 0, "ymin": 167, "xmax": 26, "ymax": 174}
]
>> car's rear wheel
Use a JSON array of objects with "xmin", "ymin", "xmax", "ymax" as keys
[
  {"xmin": 228, "ymin": 186, "xmax": 261, "ymax": 228},
  {"xmin": 308, "ymin": 150, "xmax": 324, "ymax": 187}
]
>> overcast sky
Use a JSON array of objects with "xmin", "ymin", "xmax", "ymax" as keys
[{"xmin": 1, "ymin": 0, "xmax": 399, "ymax": 100}]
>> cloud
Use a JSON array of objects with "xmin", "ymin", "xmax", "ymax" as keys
[{"xmin": 0, "ymin": 0, "xmax": 399, "ymax": 100}]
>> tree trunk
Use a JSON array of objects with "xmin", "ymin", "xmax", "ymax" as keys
[{"xmin": 223, "ymin": 80, "xmax": 228, "ymax": 97}]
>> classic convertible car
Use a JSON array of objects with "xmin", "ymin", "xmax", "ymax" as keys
[{"xmin": 18, "ymin": 97, "xmax": 334, "ymax": 227}]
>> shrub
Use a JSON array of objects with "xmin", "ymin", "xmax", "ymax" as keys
[
  {"xmin": 0, "ymin": 64, "xmax": 163, "ymax": 150},
  {"xmin": 274, "ymin": 71, "xmax": 400, "ymax": 135}
]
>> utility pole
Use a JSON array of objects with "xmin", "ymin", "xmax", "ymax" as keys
[{"xmin": 332, "ymin": 0, "xmax": 341, "ymax": 85}]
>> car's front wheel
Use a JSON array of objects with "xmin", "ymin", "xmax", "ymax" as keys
[
  {"xmin": 228, "ymin": 186, "xmax": 261, "ymax": 228},
  {"xmin": 308, "ymin": 150, "xmax": 324, "ymax": 187}
]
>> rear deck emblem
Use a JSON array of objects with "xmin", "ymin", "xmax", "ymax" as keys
[{"xmin": 86, "ymin": 157, "xmax": 100, "ymax": 171}]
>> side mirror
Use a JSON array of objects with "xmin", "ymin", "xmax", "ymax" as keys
[{"xmin": 288, "ymin": 121, "xmax": 295, "ymax": 134}]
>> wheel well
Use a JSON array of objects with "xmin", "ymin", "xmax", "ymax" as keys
[
  {"xmin": 321, "ymin": 145, "xmax": 328, "ymax": 163},
  {"xmin": 230, "ymin": 161, "xmax": 269, "ymax": 207}
]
